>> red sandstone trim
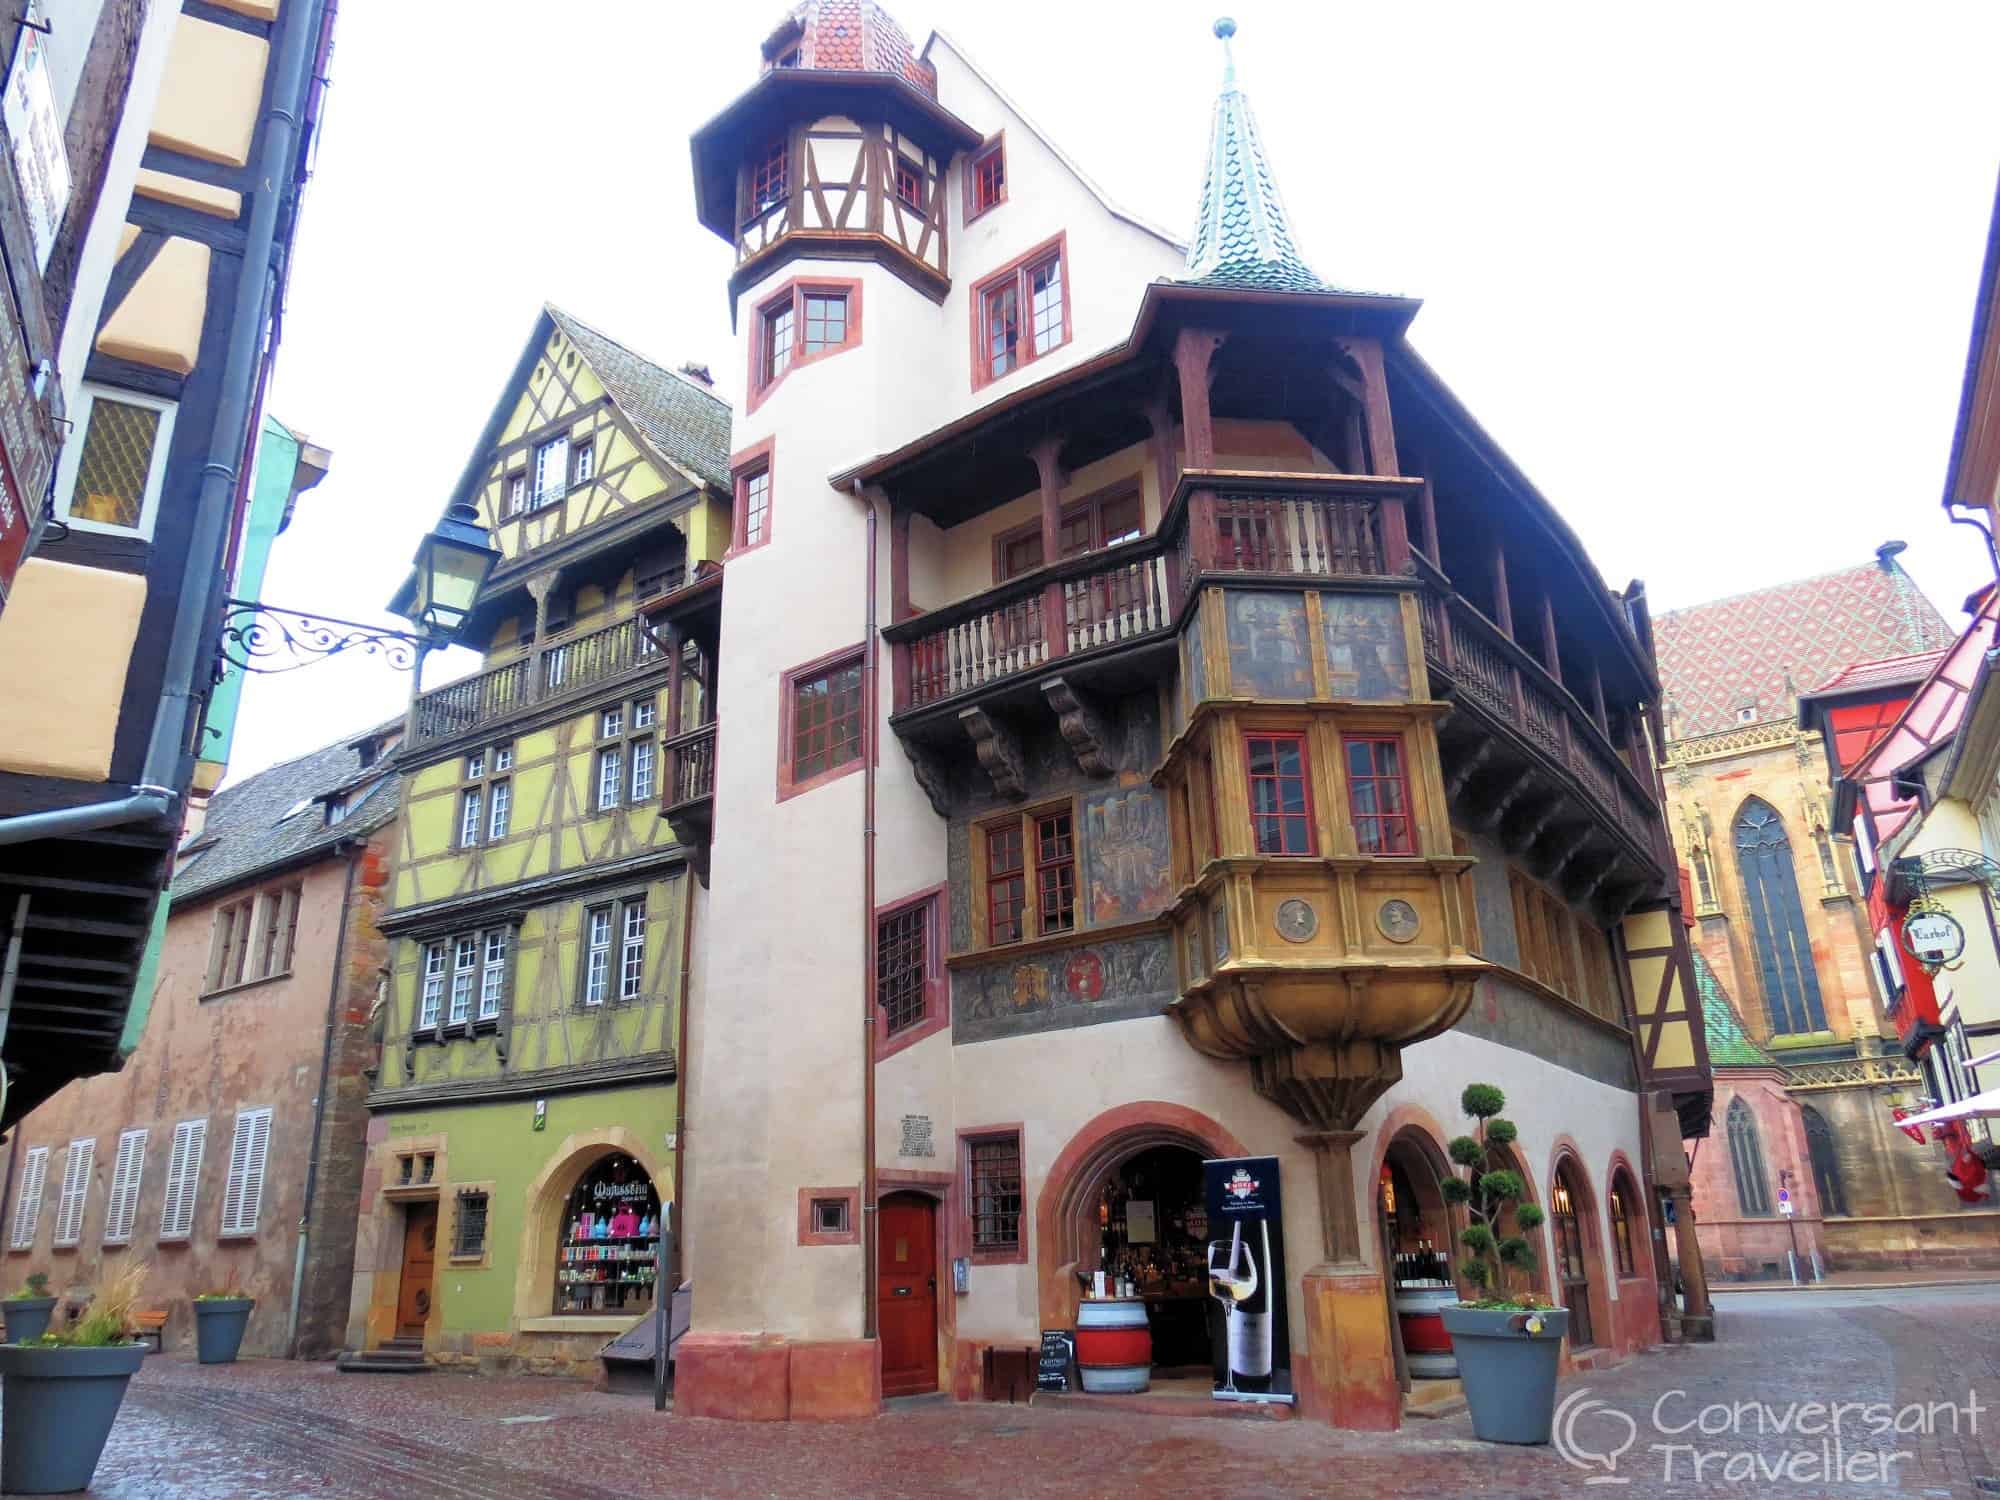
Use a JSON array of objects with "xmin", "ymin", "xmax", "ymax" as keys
[
  {"xmin": 968, "ymin": 231, "xmax": 1072, "ymax": 394},
  {"xmin": 776, "ymin": 640, "xmax": 867, "ymax": 803},
  {"xmin": 872, "ymin": 882, "xmax": 950, "ymax": 1061},
  {"xmin": 956, "ymin": 1122, "xmax": 1027, "ymax": 1266},
  {"xmin": 726, "ymin": 436, "xmax": 776, "ymax": 558},
  {"xmin": 797, "ymin": 1185, "xmax": 862, "ymax": 1247},
  {"xmin": 744, "ymin": 275, "xmax": 864, "ymax": 416}
]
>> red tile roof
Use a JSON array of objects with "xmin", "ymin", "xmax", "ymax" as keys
[
  {"xmin": 770, "ymin": 1, "xmax": 937, "ymax": 97},
  {"xmin": 1802, "ymin": 649, "xmax": 1950, "ymax": 701},
  {"xmin": 1655, "ymin": 562, "xmax": 1951, "ymax": 739}
]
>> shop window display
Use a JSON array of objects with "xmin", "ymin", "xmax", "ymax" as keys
[{"xmin": 556, "ymin": 1153, "xmax": 662, "ymax": 1315}]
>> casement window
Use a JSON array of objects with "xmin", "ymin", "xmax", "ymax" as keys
[
  {"xmin": 532, "ymin": 435, "xmax": 570, "ymax": 508},
  {"xmin": 419, "ymin": 941, "xmax": 447, "ymax": 1028},
  {"xmin": 459, "ymin": 743, "xmax": 513, "ymax": 847},
  {"xmin": 219, "ymin": 1108, "xmax": 272, "ymax": 1238},
  {"xmin": 631, "ymin": 736, "xmax": 656, "ymax": 802},
  {"xmin": 619, "ymin": 899, "xmax": 647, "ymax": 1000},
  {"xmin": 159, "ymin": 1119, "xmax": 206, "ymax": 1241},
  {"xmin": 103, "ymin": 1128, "xmax": 148, "ymax": 1246},
  {"xmin": 54, "ymin": 383, "xmax": 177, "ymax": 538},
  {"xmin": 447, "ymin": 934, "xmax": 479, "ymax": 1025},
  {"xmin": 488, "ymin": 778, "xmax": 512, "ymax": 840},
  {"xmin": 459, "ymin": 787, "xmax": 484, "ymax": 847},
  {"xmin": 894, "ymin": 155, "xmax": 924, "ymax": 210},
  {"xmin": 204, "ymin": 883, "xmax": 303, "ymax": 994},
  {"xmin": 992, "ymin": 482, "xmax": 1144, "ymax": 582},
  {"xmin": 53, "ymin": 1137, "xmax": 94, "ymax": 1247},
  {"xmin": 453, "ymin": 1190, "xmax": 490, "ymax": 1257},
  {"xmin": 502, "ymin": 471, "xmax": 527, "ymax": 518},
  {"xmin": 584, "ymin": 701, "xmax": 656, "ymax": 812},
  {"xmin": 802, "ymin": 291, "xmax": 848, "ymax": 355},
  {"xmin": 1245, "ymin": 733, "xmax": 1315, "ymax": 855},
  {"xmin": 1342, "ymin": 735, "xmax": 1414, "ymax": 855},
  {"xmin": 751, "ymin": 282, "xmax": 860, "ymax": 405},
  {"xmin": 780, "ymin": 646, "xmax": 866, "ymax": 797},
  {"xmin": 964, "ymin": 1129, "xmax": 1024, "ymax": 1259},
  {"xmin": 980, "ymin": 807, "xmax": 1075, "ymax": 946},
  {"xmin": 1510, "ymin": 871, "xmax": 1582, "ymax": 1001},
  {"xmin": 747, "ymin": 136, "xmax": 787, "ymax": 219},
  {"xmin": 597, "ymin": 746, "xmax": 624, "ymax": 810},
  {"xmin": 966, "ymin": 137, "xmax": 1006, "ymax": 221},
  {"xmin": 582, "ymin": 895, "xmax": 649, "ymax": 1006},
  {"xmin": 761, "ymin": 298, "xmax": 795, "ymax": 386},
  {"xmin": 974, "ymin": 237, "xmax": 1069, "ymax": 387},
  {"xmin": 573, "ymin": 440, "xmax": 595, "ymax": 487},
  {"xmin": 479, "ymin": 929, "xmax": 508, "ymax": 1022},
  {"xmin": 583, "ymin": 906, "xmax": 613, "ymax": 1005},
  {"xmin": 8, "ymin": 1145, "xmax": 48, "ymax": 1250},
  {"xmin": 875, "ymin": 890, "xmax": 945, "ymax": 1044},
  {"xmin": 738, "ymin": 464, "xmax": 771, "ymax": 550}
]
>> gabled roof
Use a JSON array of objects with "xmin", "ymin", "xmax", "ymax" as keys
[
  {"xmin": 545, "ymin": 306, "xmax": 732, "ymax": 492},
  {"xmin": 1800, "ymin": 648, "xmax": 1952, "ymax": 705},
  {"xmin": 1656, "ymin": 559, "xmax": 1951, "ymax": 739},
  {"xmin": 1693, "ymin": 952, "xmax": 1774, "ymax": 1069},
  {"xmin": 174, "ymin": 723, "xmax": 402, "ymax": 906}
]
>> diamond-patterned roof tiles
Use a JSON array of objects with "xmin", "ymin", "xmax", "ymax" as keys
[
  {"xmin": 1694, "ymin": 952, "xmax": 1773, "ymax": 1069},
  {"xmin": 771, "ymin": 1, "xmax": 936, "ymax": 97},
  {"xmin": 1656, "ymin": 562, "xmax": 1951, "ymax": 739}
]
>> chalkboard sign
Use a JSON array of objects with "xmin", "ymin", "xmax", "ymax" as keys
[{"xmin": 1037, "ymin": 1329, "xmax": 1074, "ymax": 1392}]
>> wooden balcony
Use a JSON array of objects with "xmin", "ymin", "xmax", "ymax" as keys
[
  {"xmin": 409, "ymin": 613, "xmax": 668, "ymax": 750},
  {"xmin": 661, "ymin": 723, "xmax": 716, "ymax": 884}
]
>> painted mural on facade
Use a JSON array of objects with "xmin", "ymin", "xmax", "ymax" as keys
[
  {"xmin": 953, "ymin": 932, "xmax": 1176, "ymax": 1043},
  {"xmin": 1321, "ymin": 591, "xmax": 1410, "ymax": 700},
  {"xmin": 1082, "ymin": 783, "xmax": 1173, "ymax": 924},
  {"xmin": 1183, "ymin": 613, "xmax": 1208, "ymax": 708},
  {"xmin": 1226, "ymin": 590, "xmax": 1313, "ymax": 698}
]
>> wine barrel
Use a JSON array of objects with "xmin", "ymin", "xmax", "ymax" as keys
[
  {"xmin": 1395, "ymin": 1286, "xmax": 1459, "ymax": 1379},
  {"xmin": 1075, "ymin": 1298, "xmax": 1151, "ymax": 1393}
]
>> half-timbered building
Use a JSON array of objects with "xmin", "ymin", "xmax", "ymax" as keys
[
  {"xmin": 340, "ymin": 307, "xmax": 729, "ymax": 1376},
  {"xmin": 662, "ymin": 6, "xmax": 1711, "ymax": 1428}
]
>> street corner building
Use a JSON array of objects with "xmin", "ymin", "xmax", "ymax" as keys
[
  {"xmin": 0, "ymin": 0, "xmax": 338, "ymax": 1126},
  {"xmin": 339, "ymin": 306, "xmax": 731, "ymax": 1377},
  {"xmin": 659, "ymin": 4, "xmax": 1714, "ymax": 1430},
  {"xmin": 2, "ymin": 718, "xmax": 400, "ymax": 1359}
]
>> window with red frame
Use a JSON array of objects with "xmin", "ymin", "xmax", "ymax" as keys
[
  {"xmin": 760, "ymin": 298, "xmax": 795, "ymax": 387},
  {"xmin": 736, "ymin": 463, "xmax": 771, "ymax": 549},
  {"xmin": 969, "ymin": 141, "xmax": 1005, "ymax": 218},
  {"xmin": 1246, "ymin": 733, "xmax": 1314, "ymax": 854},
  {"xmin": 986, "ymin": 823, "xmax": 1026, "ymax": 943},
  {"xmin": 747, "ymin": 138, "xmax": 787, "ymax": 220},
  {"xmin": 1344, "ymin": 735, "xmax": 1414, "ymax": 854},
  {"xmin": 876, "ymin": 898, "xmax": 933, "ymax": 1037},
  {"xmin": 979, "ymin": 245, "xmax": 1068, "ymax": 384},
  {"xmin": 759, "ymin": 286, "xmax": 852, "ymax": 392},
  {"xmin": 894, "ymin": 156, "xmax": 924, "ymax": 211},
  {"xmin": 802, "ymin": 291, "xmax": 847, "ymax": 354},
  {"xmin": 967, "ymin": 1132, "xmax": 1022, "ymax": 1253},
  {"xmin": 994, "ymin": 485, "xmax": 1144, "ymax": 583},
  {"xmin": 1036, "ymin": 811, "xmax": 1075, "ymax": 934},
  {"xmin": 791, "ymin": 657, "xmax": 863, "ymax": 782}
]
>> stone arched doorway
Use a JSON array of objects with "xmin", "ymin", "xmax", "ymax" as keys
[
  {"xmin": 514, "ymin": 1128, "xmax": 670, "ymax": 1326},
  {"xmin": 1548, "ymin": 1152, "xmax": 1608, "ymax": 1349},
  {"xmin": 1375, "ymin": 1124, "xmax": 1460, "ymax": 1386},
  {"xmin": 1035, "ymin": 1102, "xmax": 1249, "ymax": 1333}
]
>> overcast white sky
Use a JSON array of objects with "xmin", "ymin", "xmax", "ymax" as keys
[{"xmin": 227, "ymin": 1, "xmax": 2000, "ymax": 782}]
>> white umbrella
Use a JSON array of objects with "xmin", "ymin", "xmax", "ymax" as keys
[{"xmin": 1897, "ymin": 1088, "xmax": 2000, "ymax": 1126}]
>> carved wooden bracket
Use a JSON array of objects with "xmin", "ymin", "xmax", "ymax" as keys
[
  {"xmin": 959, "ymin": 705, "xmax": 1026, "ymax": 800},
  {"xmin": 1041, "ymin": 675, "xmax": 1117, "ymax": 777},
  {"xmin": 1479, "ymin": 768, "xmax": 1538, "ymax": 835},
  {"xmin": 902, "ymin": 740, "xmax": 953, "ymax": 819},
  {"xmin": 1443, "ymin": 739, "xmax": 1495, "ymax": 804}
]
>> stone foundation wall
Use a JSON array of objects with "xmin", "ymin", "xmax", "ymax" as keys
[{"xmin": 1822, "ymin": 1212, "xmax": 2000, "ymax": 1272}]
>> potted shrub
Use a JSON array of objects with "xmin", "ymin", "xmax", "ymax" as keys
[
  {"xmin": 2, "ymin": 1272, "xmax": 57, "ymax": 1344},
  {"xmin": 1437, "ymin": 1083, "xmax": 1568, "ymax": 1444},
  {"xmin": 0, "ymin": 1261, "xmax": 149, "ymax": 1494},
  {"xmin": 193, "ymin": 1273, "xmax": 255, "ymax": 1365}
]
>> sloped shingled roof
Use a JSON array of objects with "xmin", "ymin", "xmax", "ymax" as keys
[
  {"xmin": 546, "ymin": 307, "xmax": 732, "ymax": 492},
  {"xmin": 1655, "ymin": 561, "xmax": 1951, "ymax": 739},
  {"xmin": 774, "ymin": 0, "xmax": 936, "ymax": 95},
  {"xmin": 1693, "ymin": 951, "xmax": 1773, "ymax": 1069},
  {"xmin": 173, "ymin": 727, "xmax": 401, "ymax": 906}
]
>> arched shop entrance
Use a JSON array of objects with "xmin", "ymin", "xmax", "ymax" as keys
[
  {"xmin": 1548, "ymin": 1155, "xmax": 1602, "ymax": 1349},
  {"xmin": 1377, "ymin": 1128, "xmax": 1458, "ymax": 1385},
  {"xmin": 554, "ymin": 1152, "xmax": 662, "ymax": 1317}
]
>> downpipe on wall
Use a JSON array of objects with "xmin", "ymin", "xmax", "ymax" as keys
[{"xmin": 855, "ymin": 480, "xmax": 878, "ymax": 1342}]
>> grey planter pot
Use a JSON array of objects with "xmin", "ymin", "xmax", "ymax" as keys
[
  {"xmin": 1441, "ymin": 1303, "xmax": 1569, "ymax": 1445},
  {"xmin": 2, "ymin": 1295, "xmax": 57, "ymax": 1344},
  {"xmin": 0, "ymin": 1341, "xmax": 146, "ymax": 1493},
  {"xmin": 194, "ymin": 1298, "xmax": 255, "ymax": 1364}
]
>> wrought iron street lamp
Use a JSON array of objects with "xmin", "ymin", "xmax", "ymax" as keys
[{"xmin": 217, "ymin": 503, "xmax": 499, "ymax": 675}]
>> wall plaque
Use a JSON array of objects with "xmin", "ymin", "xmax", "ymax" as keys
[
  {"xmin": 1376, "ymin": 899, "xmax": 1420, "ymax": 944},
  {"xmin": 898, "ymin": 1114, "xmax": 935, "ymax": 1159},
  {"xmin": 1275, "ymin": 899, "xmax": 1317, "ymax": 943}
]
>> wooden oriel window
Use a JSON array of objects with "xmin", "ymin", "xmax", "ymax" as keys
[
  {"xmin": 965, "ymin": 1130, "xmax": 1023, "ymax": 1256},
  {"xmin": 747, "ymin": 136, "xmax": 788, "ymax": 220},
  {"xmin": 1343, "ymin": 735, "xmax": 1414, "ymax": 855},
  {"xmin": 1246, "ymin": 733, "xmax": 1315, "ymax": 855},
  {"xmin": 419, "ymin": 925, "xmax": 515, "ymax": 1031},
  {"xmin": 966, "ymin": 137, "xmax": 1005, "ymax": 220},
  {"xmin": 979, "ymin": 805, "xmax": 1079, "ymax": 945},
  {"xmin": 974, "ymin": 237, "xmax": 1069, "ymax": 387}
]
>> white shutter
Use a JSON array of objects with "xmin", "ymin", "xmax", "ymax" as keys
[
  {"xmin": 220, "ymin": 1108, "xmax": 272, "ymax": 1236},
  {"xmin": 103, "ymin": 1128, "xmax": 148, "ymax": 1244},
  {"xmin": 160, "ymin": 1118, "xmax": 205, "ymax": 1241},
  {"xmin": 8, "ymin": 1146, "xmax": 47, "ymax": 1249},
  {"xmin": 53, "ymin": 1138, "xmax": 94, "ymax": 1247}
]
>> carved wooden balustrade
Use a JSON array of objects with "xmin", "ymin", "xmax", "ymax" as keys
[
  {"xmin": 663, "ymin": 723, "xmax": 717, "ymax": 814},
  {"xmin": 410, "ymin": 609, "xmax": 671, "ymax": 749}
]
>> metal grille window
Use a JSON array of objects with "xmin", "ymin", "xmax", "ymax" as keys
[
  {"xmin": 583, "ymin": 906, "xmax": 613, "ymax": 1005},
  {"xmin": 1247, "ymin": 733, "xmax": 1315, "ymax": 855},
  {"xmin": 619, "ymin": 900, "xmax": 647, "ymax": 1000},
  {"xmin": 453, "ymin": 1191, "xmax": 490, "ymax": 1257},
  {"xmin": 8, "ymin": 1146, "xmax": 47, "ymax": 1249},
  {"xmin": 419, "ymin": 942, "xmax": 447, "ymax": 1028},
  {"xmin": 54, "ymin": 1138, "xmax": 95, "ymax": 1247},
  {"xmin": 1036, "ymin": 812, "xmax": 1076, "ymax": 934},
  {"xmin": 876, "ymin": 900, "xmax": 930, "ymax": 1036},
  {"xmin": 219, "ymin": 1108, "xmax": 272, "ymax": 1237},
  {"xmin": 1342, "ymin": 735, "xmax": 1412, "ymax": 854},
  {"xmin": 790, "ymin": 658, "xmax": 864, "ymax": 782},
  {"xmin": 479, "ymin": 930, "xmax": 508, "ymax": 1022},
  {"xmin": 448, "ymin": 935, "xmax": 478, "ymax": 1025},
  {"xmin": 1726, "ymin": 1096, "xmax": 1772, "ymax": 1217},
  {"xmin": 159, "ymin": 1120, "xmax": 206, "ymax": 1241},
  {"xmin": 967, "ymin": 1133, "xmax": 1023, "ymax": 1253},
  {"xmin": 1733, "ymin": 799, "xmax": 1828, "ymax": 1034},
  {"xmin": 103, "ymin": 1128, "xmax": 148, "ymax": 1246},
  {"xmin": 64, "ymin": 390, "xmax": 169, "ymax": 534}
]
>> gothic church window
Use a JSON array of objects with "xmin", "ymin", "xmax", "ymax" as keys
[
  {"xmin": 1733, "ymin": 798, "xmax": 1827, "ymax": 1034},
  {"xmin": 1726, "ymin": 1096, "xmax": 1772, "ymax": 1217}
]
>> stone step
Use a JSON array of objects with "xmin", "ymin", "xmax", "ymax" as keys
[{"xmin": 335, "ymin": 1348, "xmax": 431, "ymax": 1375}]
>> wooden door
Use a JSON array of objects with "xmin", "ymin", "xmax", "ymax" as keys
[
  {"xmin": 877, "ymin": 1193, "xmax": 939, "ymax": 1397},
  {"xmin": 396, "ymin": 1202, "xmax": 437, "ymax": 1339}
]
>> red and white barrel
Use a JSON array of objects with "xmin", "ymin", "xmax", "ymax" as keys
[
  {"xmin": 1075, "ymin": 1297, "xmax": 1152, "ymax": 1393},
  {"xmin": 1395, "ymin": 1287, "xmax": 1459, "ymax": 1379}
]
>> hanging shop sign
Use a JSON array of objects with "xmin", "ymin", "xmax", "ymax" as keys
[
  {"xmin": 1203, "ymin": 1155, "xmax": 1293, "ymax": 1406},
  {"xmin": 1900, "ymin": 906, "xmax": 1966, "ymax": 973},
  {"xmin": 4, "ymin": 3, "xmax": 70, "ymax": 270}
]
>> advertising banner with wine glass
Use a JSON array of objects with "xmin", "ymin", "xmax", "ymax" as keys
[{"xmin": 1204, "ymin": 1155, "xmax": 1293, "ymax": 1404}]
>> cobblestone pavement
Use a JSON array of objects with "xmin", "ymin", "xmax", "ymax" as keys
[{"xmin": 27, "ymin": 1285, "xmax": 2000, "ymax": 1499}]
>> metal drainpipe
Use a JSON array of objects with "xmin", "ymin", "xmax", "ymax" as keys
[
  {"xmin": 854, "ymin": 481, "xmax": 878, "ymax": 1342},
  {"xmin": 0, "ymin": 788, "xmax": 175, "ymax": 848},
  {"xmin": 286, "ymin": 836, "xmax": 361, "ymax": 1357},
  {"xmin": 670, "ymin": 862, "xmax": 696, "ymax": 1290}
]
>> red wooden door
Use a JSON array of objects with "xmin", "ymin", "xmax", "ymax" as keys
[{"xmin": 877, "ymin": 1193, "xmax": 939, "ymax": 1396}]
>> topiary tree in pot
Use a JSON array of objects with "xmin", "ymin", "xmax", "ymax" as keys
[{"xmin": 1436, "ymin": 1083, "xmax": 1570, "ymax": 1444}]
